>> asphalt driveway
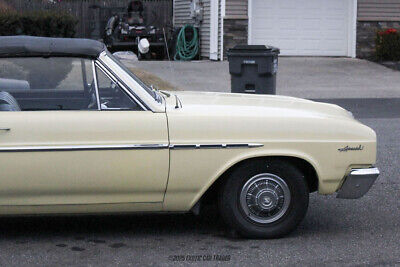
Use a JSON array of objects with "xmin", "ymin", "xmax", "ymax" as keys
[
  {"xmin": 0, "ymin": 110, "xmax": 398, "ymax": 266},
  {"xmin": 0, "ymin": 57, "xmax": 398, "ymax": 266},
  {"xmin": 125, "ymin": 57, "xmax": 400, "ymax": 99}
]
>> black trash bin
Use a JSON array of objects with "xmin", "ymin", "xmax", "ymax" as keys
[{"xmin": 227, "ymin": 45, "xmax": 280, "ymax": 94}]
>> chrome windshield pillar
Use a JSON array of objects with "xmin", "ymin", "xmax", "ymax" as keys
[{"xmin": 97, "ymin": 51, "xmax": 165, "ymax": 113}]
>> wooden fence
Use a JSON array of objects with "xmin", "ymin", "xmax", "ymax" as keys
[{"xmin": 2, "ymin": 0, "xmax": 173, "ymax": 39}]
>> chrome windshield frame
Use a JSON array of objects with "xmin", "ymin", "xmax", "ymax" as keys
[
  {"xmin": 97, "ymin": 51, "xmax": 165, "ymax": 113},
  {"xmin": 91, "ymin": 60, "xmax": 101, "ymax": 111},
  {"xmin": 94, "ymin": 60, "xmax": 147, "ymax": 111}
]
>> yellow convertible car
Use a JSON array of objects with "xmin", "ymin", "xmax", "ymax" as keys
[{"xmin": 0, "ymin": 36, "xmax": 379, "ymax": 238}]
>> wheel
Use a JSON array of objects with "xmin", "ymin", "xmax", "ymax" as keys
[{"xmin": 218, "ymin": 159, "xmax": 309, "ymax": 239}]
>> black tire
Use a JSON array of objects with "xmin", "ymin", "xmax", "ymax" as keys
[{"xmin": 218, "ymin": 158, "xmax": 309, "ymax": 239}]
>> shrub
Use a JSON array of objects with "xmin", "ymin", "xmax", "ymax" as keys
[
  {"xmin": 375, "ymin": 28, "xmax": 400, "ymax": 61},
  {"xmin": 0, "ymin": 10, "xmax": 77, "ymax": 37}
]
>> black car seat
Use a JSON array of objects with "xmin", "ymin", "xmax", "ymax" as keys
[{"xmin": 0, "ymin": 91, "xmax": 21, "ymax": 111}]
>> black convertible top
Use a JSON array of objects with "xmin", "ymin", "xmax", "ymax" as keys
[{"xmin": 0, "ymin": 36, "xmax": 106, "ymax": 58}]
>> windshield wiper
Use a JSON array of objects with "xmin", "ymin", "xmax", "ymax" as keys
[{"xmin": 159, "ymin": 90, "xmax": 171, "ymax": 97}]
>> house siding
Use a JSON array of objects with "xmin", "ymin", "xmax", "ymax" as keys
[
  {"xmin": 172, "ymin": 0, "xmax": 209, "ymax": 58},
  {"xmin": 225, "ymin": 0, "xmax": 248, "ymax": 18},
  {"xmin": 173, "ymin": 0, "xmax": 223, "ymax": 59},
  {"xmin": 357, "ymin": 0, "xmax": 400, "ymax": 59},
  {"xmin": 200, "ymin": 0, "xmax": 211, "ymax": 58},
  {"xmin": 173, "ymin": 0, "xmax": 191, "ymax": 27},
  {"xmin": 358, "ymin": 0, "xmax": 400, "ymax": 21}
]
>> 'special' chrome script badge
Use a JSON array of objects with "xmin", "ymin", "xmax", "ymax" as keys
[{"xmin": 338, "ymin": 145, "xmax": 364, "ymax": 152}]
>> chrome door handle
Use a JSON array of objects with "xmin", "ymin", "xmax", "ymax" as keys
[{"xmin": 0, "ymin": 128, "xmax": 10, "ymax": 131}]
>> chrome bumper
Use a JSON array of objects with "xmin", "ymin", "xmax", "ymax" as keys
[{"xmin": 337, "ymin": 167, "xmax": 380, "ymax": 199}]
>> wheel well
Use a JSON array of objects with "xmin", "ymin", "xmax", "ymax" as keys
[{"xmin": 200, "ymin": 156, "xmax": 319, "ymax": 206}]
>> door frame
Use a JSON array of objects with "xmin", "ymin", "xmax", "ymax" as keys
[{"xmin": 248, "ymin": 0, "xmax": 357, "ymax": 57}]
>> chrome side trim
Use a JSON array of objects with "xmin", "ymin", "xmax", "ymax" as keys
[
  {"xmin": 0, "ymin": 143, "xmax": 263, "ymax": 152},
  {"xmin": 248, "ymin": 143, "xmax": 265, "ymax": 148},
  {"xmin": 0, "ymin": 144, "xmax": 169, "ymax": 152},
  {"xmin": 169, "ymin": 143, "xmax": 264, "ymax": 150}
]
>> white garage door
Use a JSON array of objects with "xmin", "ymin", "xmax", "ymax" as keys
[{"xmin": 249, "ymin": 0, "xmax": 356, "ymax": 56}]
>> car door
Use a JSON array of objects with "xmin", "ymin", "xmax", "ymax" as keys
[{"xmin": 0, "ymin": 57, "xmax": 169, "ymax": 206}]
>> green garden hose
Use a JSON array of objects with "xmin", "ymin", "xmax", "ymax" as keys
[{"xmin": 174, "ymin": 25, "xmax": 199, "ymax": 61}]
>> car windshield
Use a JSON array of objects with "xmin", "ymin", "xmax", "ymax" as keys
[
  {"xmin": 106, "ymin": 51, "xmax": 180, "ymax": 97},
  {"xmin": 106, "ymin": 51, "xmax": 158, "ymax": 99}
]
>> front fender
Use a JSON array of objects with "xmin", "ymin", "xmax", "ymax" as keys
[{"xmin": 163, "ymin": 146, "xmax": 322, "ymax": 211}]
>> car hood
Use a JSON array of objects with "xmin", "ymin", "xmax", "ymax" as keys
[{"xmin": 167, "ymin": 91, "xmax": 353, "ymax": 120}]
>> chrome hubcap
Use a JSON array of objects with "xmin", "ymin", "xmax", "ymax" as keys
[{"xmin": 240, "ymin": 173, "xmax": 291, "ymax": 224}]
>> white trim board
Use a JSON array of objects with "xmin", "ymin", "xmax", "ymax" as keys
[
  {"xmin": 209, "ymin": 0, "xmax": 219, "ymax": 60},
  {"xmin": 220, "ymin": 0, "xmax": 226, "ymax": 60}
]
